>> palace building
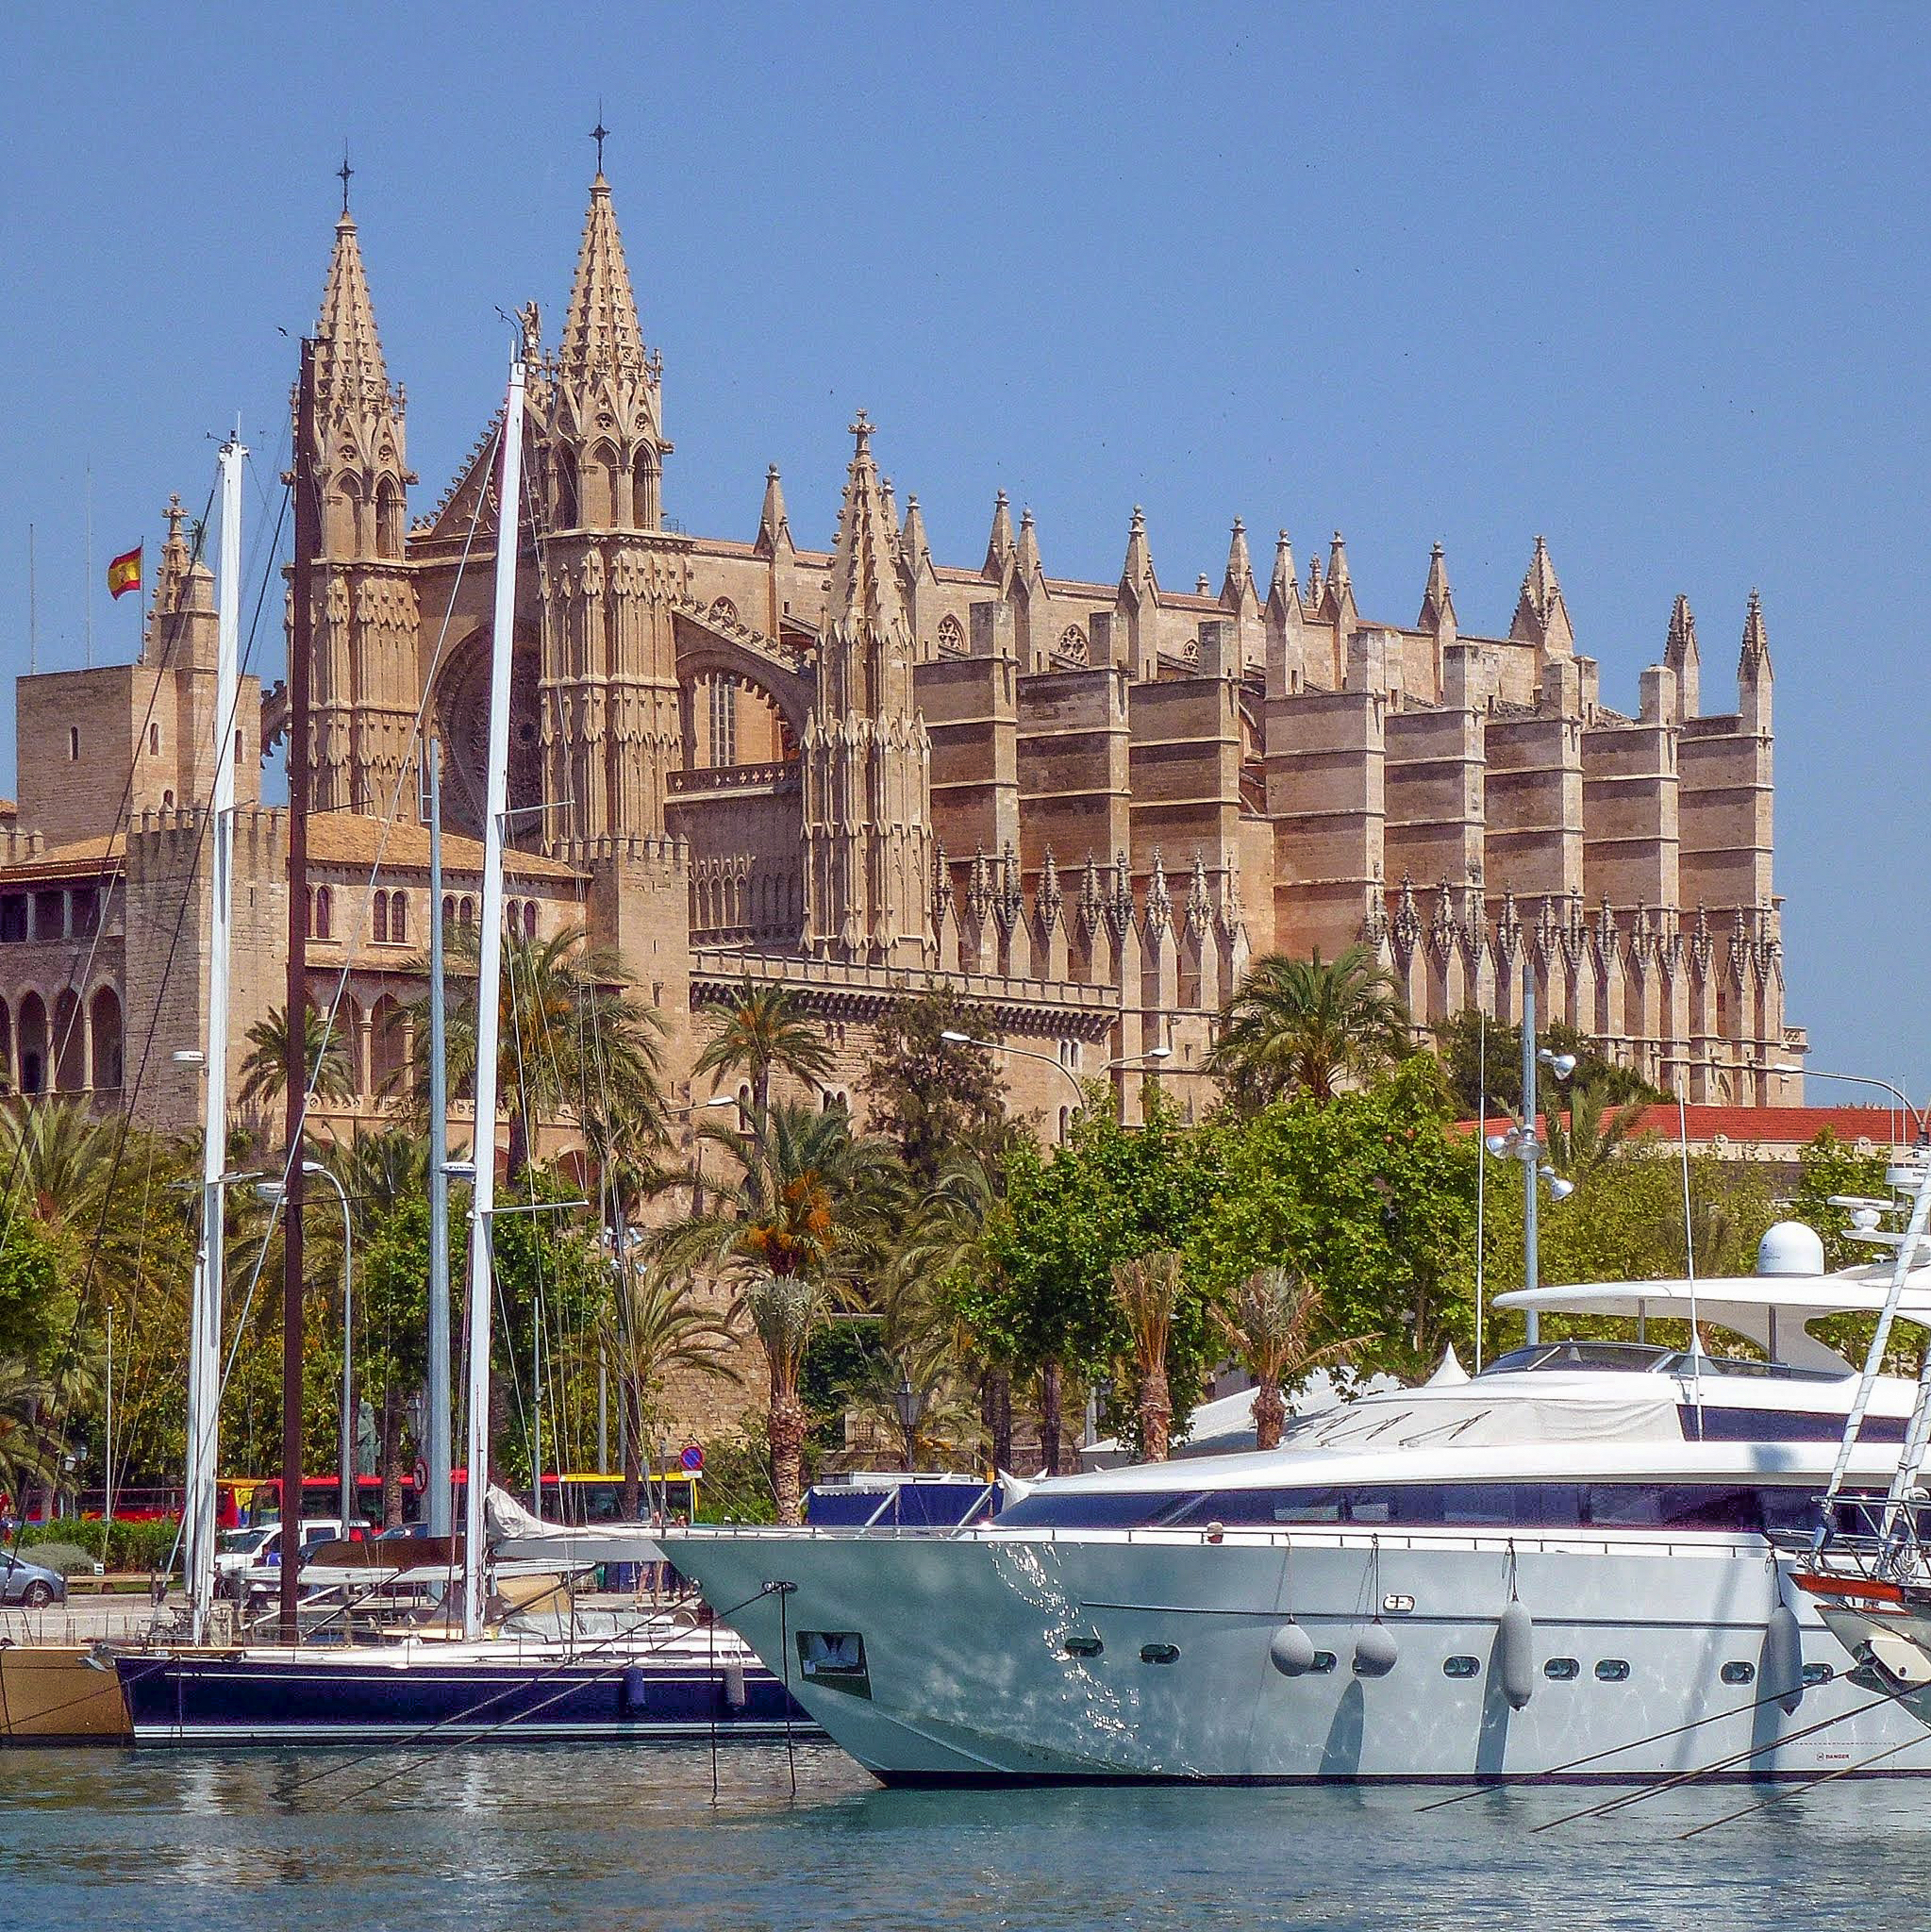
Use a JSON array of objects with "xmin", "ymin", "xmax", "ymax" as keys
[{"xmin": 0, "ymin": 166, "xmax": 1802, "ymax": 1140}]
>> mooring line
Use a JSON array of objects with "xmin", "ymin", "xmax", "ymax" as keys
[{"xmin": 1677, "ymin": 1731, "xmax": 1922, "ymax": 1838}]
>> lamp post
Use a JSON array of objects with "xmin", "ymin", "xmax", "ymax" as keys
[
  {"xmin": 256, "ymin": 1159, "xmax": 355, "ymax": 1527},
  {"xmin": 1480, "ymin": 1036, "xmax": 1575, "ymax": 1344},
  {"xmin": 938, "ymin": 1030, "xmax": 1172, "ymax": 1121},
  {"xmin": 1768, "ymin": 1063, "xmax": 1927, "ymax": 1144},
  {"xmin": 891, "ymin": 1369, "xmax": 925, "ymax": 1473}
]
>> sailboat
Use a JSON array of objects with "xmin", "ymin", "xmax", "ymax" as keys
[{"xmin": 108, "ymin": 354, "xmax": 806, "ymax": 1746}]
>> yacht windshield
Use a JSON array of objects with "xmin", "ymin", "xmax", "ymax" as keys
[{"xmin": 1479, "ymin": 1341, "xmax": 1674, "ymax": 1375}]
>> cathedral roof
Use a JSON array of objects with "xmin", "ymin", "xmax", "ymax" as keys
[
  {"xmin": 307, "ymin": 812, "xmax": 583, "ymax": 881},
  {"xmin": 559, "ymin": 174, "xmax": 648, "ymax": 387}
]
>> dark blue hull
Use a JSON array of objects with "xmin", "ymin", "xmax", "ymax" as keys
[{"xmin": 115, "ymin": 1649, "xmax": 811, "ymax": 1744}]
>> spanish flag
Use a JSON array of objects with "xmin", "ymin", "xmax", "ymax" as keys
[{"xmin": 107, "ymin": 544, "xmax": 142, "ymax": 601}]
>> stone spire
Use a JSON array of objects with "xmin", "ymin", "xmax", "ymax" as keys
[
  {"xmin": 1222, "ymin": 517, "xmax": 1257, "ymax": 608},
  {"xmin": 804, "ymin": 411, "xmax": 934, "ymax": 966},
  {"xmin": 983, "ymin": 490, "xmax": 1015, "ymax": 579},
  {"xmin": 1419, "ymin": 541, "xmax": 1457, "ymax": 638},
  {"xmin": 1509, "ymin": 535, "xmax": 1575, "ymax": 656},
  {"xmin": 1015, "ymin": 507, "xmax": 1042, "ymax": 581},
  {"xmin": 1321, "ymin": 531, "xmax": 1357, "ymax": 626},
  {"xmin": 1121, "ymin": 505, "xmax": 1156, "ymax": 594},
  {"xmin": 1738, "ymin": 588, "xmax": 1773, "ymax": 728},
  {"xmin": 558, "ymin": 169, "xmax": 648, "ymax": 387},
  {"xmin": 1267, "ymin": 529, "xmax": 1299, "ymax": 617},
  {"xmin": 755, "ymin": 463, "xmax": 792, "ymax": 556},
  {"xmin": 313, "ymin": 207, "xmax": 392, "ymax": 418},
  {"xmin": 1664, "ymin": 592, "xmax": 1700, "ymax": 717},
  {"xmin": 826, "ymin": 412, "xmax": 908, "ymax": 641},
  {"xmin": 900, "ymin": 491, "xmax": 930, "ymax": 569}
]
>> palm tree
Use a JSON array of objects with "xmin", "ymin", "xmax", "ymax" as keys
[
  {"xmin": 0, "ymin": 1359, "xmax": 57, "ymax": 1513},
  {"xmin": 411, "ymin": 922, "xmax": 668, "ymax": 1181},
  {"xmin": 1111, "ymin": 1249, "xmax": 1187, "ymax": 1462},
  {"xmin": 601, "ymin": 1262, "xmax": 737, "ymax": 1518},
  {"xmin": 663, "ymin": 1102, "xmax": 907, "ymax": 1524},
  {"xmin": 1207, "ymin": 943, "xmax": 1409, "ymax": 1108},
  {"xmin": 845, "ymin": 1346, "xmax": 983, "ymax": 1474},
  {"xmin": 1543, "ymin": 1075, "xmax": 1649, "ymax": 1182},
  {"xmin": 691, "ymin": 980, "xmax": 835, "ymax": 1141},
  {"xmin": 735, "ymin": 1270, "xmax": 827, "ymax": 1524},
  {"xmin": 236, "ymin": 1003, "xmax": 357, "ymax": 1111},
  {"xmin": 1218, "ymin": 1264, "xmax": 1366, "ymax": 1451}
]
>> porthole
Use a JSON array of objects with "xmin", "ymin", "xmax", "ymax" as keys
[
  {"xmin": 1442, "ymin": 1656, "xmax": 1481, "ymax": 1679},
  {"xmin": 1544, "ymin": 1657, "xmax": 1580, "ymax": 1681},
  {"xmin": 1595, "ymin": 1659, "xmax": 1631, "ymax": 1683},
  {"xmin": 1140, "ymin": 1642, "xmax": 1180, "ymax": 1666},
  {"xmin": 1064, "ymin": 1635, "xmax": 1104, "ymax": 1659},
  {"xmin": 1720, "ymin": 1661, "xmax": 1756, "ymax": 1686},
  {"xmin": 1309, "ymin": 1651, "xmax": 1338, "ymax": 1674},
  {"xmin": 1801, "ymin": 1662, "xmax": 1835, "ymax": 1688}
]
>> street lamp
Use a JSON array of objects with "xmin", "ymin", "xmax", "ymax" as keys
[
  {"xmin": 256, "ymin": 1159, "xmax": 356, "ymax": 1526},
  {"xmin": 891, "ymin": 1369, "xmax": 925, "ymax": 1473},
  {"xmin": 1481, "ymin": 1041, "xmax": 1576, "ymax": 1343},
  {"xmin": 939, "ymin": 1030, "xmax": 1173, "ymax": 1116},
  {"xmin": 1768, "ymin": 1063, "xmax": 1927, "ymax": 1144}
]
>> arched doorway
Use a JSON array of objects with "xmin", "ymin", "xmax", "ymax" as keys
[{"xmin": 89, "ymin": 988, "xmax": 123, "ymax": 1091}]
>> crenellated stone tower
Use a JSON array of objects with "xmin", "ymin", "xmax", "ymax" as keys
[
  {"xmin": 802, "ymin": 413, "xmax": 935, "ymax": 966},
  {"xmin": 306, "ymin": 197, "xmax": 418, "ymax": 817}
]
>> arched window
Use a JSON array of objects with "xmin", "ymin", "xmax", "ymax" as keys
[
  {"xmin": 0, "ymin": 998, "xmax": 11, "ymax": 1092},
  {"xmin": 554, "ymin": 446, "xmax": 579, "ymax": 528},
  {"xmin": 17, "ymin": 992, "xmax": 47, "ymax": 1096},
  {"xmin": 314, "ymin": 886, "xmax": 333, "ymax": 941},
  {"xmin": 708, "ymin": 596, "xmax": 739, "ymax": 626},
  {"xmin": 148, "ymin": 722, "xmax": 160, "ymax": 755},
  {"xmin": 390, "ymin": 892, "xmax": 407, "ymax": 945},
  {"xmin": 67, "ymin": 727, "xmax": 79, "ymax": 761},
  {"xmin": 459, "ymin": 897, "xmax": 474, "ymax": 926},
  {"xmin": 937, "ymin": 614, "xmax": 965, "ymax": 654},
  {"xmin": 375, "ymin": 476, "xmax": 405, "ymax": 559},
  {"xmin": 162, "ymin": 790, "xmax": 175, "ymax": 808},
  {"xmin": 369, "ymin": 993, "xmax": 407, "ymax": 1097},
  {"xmin": 1057, "ymin": 625, "xmax": 1090, "ymax": 664},
  {"xmin": 441, "ymin": 893, "xmax": 456, "ymax": 927},
  {"xmin": 505, "ymin": 898, "xmax": 520, "ymax": 935},
  {"xmin": 333, "ymin": 997, "xmax": 363, "ymax": 1098},
  {"xmin": 523, "ymin": 901, "xmax": 537, "ymax": 940},
  {"xmin": 632, "ymin": 449, "xmax": 659, "ymax": 529},
  {"xmin": 373, "ymin": 891, "xmax": 389, "ymax": 944},
  {"xmin": 89, "ymin": 987, "xmax": 123, "ymax": 1091},
  {"xmin": 52, "ymin": 989, "xmax": 83, "ymax": 1093}
]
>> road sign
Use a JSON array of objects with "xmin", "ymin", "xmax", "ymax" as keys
[
  {"xmin": 679, "ymin": 1443, "xmax": 704, "ymax": 1473},
  {"xmin": 413, "ymin": 1457, "xmax": 428, "ymax": 1492}
]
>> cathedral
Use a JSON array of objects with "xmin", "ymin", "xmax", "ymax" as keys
[{"xmin": 0, "ymin": 165, "xmax": 1801, "ymax": 1141}]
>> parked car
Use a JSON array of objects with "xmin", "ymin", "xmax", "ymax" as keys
[
  {"xmin": 0, "ymin": 1549, "xmax": 68, "ymax": 1607},
  {"xmin": 238, "ymin": 1521, "xmax": 365, "ymax": 1609}
]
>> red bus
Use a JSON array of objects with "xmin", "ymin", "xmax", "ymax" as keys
[
  {"xmin": 69, "ymin": 1479, "xmax": 254, "ymax": 1529},
  {"xmin": 241, "ymin": 1473, "xmax": 420, "ymax": 1527}
]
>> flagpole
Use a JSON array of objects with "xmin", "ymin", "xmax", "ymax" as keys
[{"xmin": 84, "ymin": 467, "xmax": 94, "ymax": 669}]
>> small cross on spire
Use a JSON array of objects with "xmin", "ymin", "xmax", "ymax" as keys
[
  {"xmin": 591, "ymin": 106, "xmax": 608, "ymax": 176},
  {"xmin": 337, "ymin": 144, "xmax": 353, "ymax": 216}
]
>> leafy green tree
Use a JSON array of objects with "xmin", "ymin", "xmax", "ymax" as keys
[
  {"xmin": 1190, "ymin": 1059, "xmax": 1476, "ymax": 1382},
  {"xmin": 972, "ymin": 1093, "xmax": 1228, "ymax": 1471},
  {"xmin": 861, "ymin": 990, "xmax": 1015, "ymax": 1184},
  {"xmin": 1790, "ymin": 1131, "xmax": 1894, "ymax": 1271},
  {"xmin": 1432, "ymin": 1010, "xmax": 1659, "ymax": 1119},
  {"xmin": 1207, "ymin": 944, "xmax": 1410, "ymax": 1110},
  {"xmin": 1544, "ymin": 1075, "xmax": 1653, "ymax": 1181}
]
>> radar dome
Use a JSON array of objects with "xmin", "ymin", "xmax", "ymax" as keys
[{"xmin": 1757, "ymin": 1220, "xmax": 1826, "ymax": 1277}]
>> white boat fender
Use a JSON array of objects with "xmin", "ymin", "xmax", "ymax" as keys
[
  {"xmin": 1268, "ymin": 1622, "xmax": 1317, "ymax": 1677},
  {"xmin": 1764, "ymin": 1601, "xmax": 1805, "ymax": 1715},
  {"xmin": 723, "ymin": 1660, "xmax": 748, "ymax": 1709},
  {"xmin": 1496, "ymin": 1599, "xmax": 1535, "ymax": 1710},
  {"xmin": 1354, "ymin": 1622, "xmax": 1398, "ymax": 1677}
]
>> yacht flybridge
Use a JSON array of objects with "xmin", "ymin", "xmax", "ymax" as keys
[{"xmin": 662, "ymin": 1215, "xmax": 1931, "ymax": 1784}]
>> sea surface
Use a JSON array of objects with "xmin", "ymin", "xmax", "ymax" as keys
[{"xmin": 0, "ymin": 1740, "xmax": 1923, "ymax": 1931}]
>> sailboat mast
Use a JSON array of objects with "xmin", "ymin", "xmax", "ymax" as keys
[
  {"xmin": 425, "ymin": 738, "xmax": 452, "ymax": 1540},
  {"xmin": 461, "ymin": 359, "xmax": 526, "ymax": 1639},
  {"xmin": 186, "ymin": 428, "xmax": 245, "ymax": 1641},
  {"xmin": 282, "ymin": 342, "xmax": 318, "ymax": 1644}
]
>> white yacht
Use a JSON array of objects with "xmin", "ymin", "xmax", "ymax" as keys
[{"xmin": 661, "ymin": 1223, "xmax": 1931, "ymax": 1784}]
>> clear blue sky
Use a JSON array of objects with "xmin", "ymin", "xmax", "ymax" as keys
[{"xmin": 1, "ymin": 2, "xmax": 1923, "ymax": 1098}]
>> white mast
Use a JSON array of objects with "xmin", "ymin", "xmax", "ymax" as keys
[
  {"xmin": 186, "ymin": 430, "xmax": 244, "ymax": 1640},
  {"xmin": 461, "ymin": 361, "xmax": 525, "ymax": 1639}
]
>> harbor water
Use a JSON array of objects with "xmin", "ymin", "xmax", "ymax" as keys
[{"xmin": 0, "ymin": 1741, "xmax": 1925, "ymax": 1930}]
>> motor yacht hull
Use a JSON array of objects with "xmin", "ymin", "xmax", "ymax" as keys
[
  {"xmin": 663, "ymin": 1525, "xmax": 1931, "ymax": 1784},
  {"xmin": 114, "ymin": 1635, "xmax": 811, "ymax": 1745}
]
